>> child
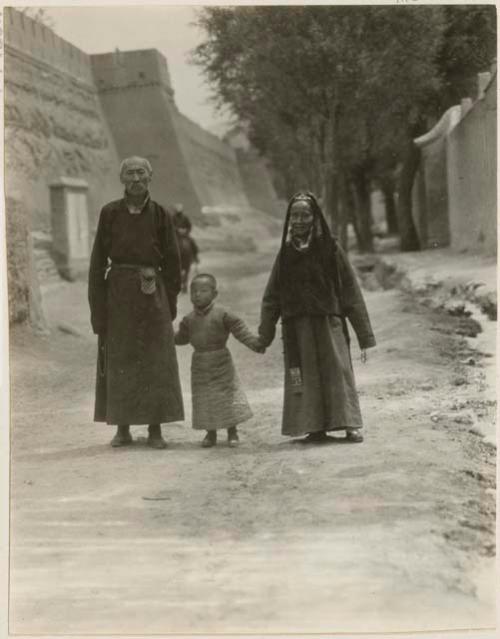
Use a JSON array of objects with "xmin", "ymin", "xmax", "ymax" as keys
[
  {"xmin": 175, "ymin": 273, "xmax": 264, "ymax": 447},
  {"xmin": 172, "ymin": 204, "xmax": 199, "ymax": 293}
]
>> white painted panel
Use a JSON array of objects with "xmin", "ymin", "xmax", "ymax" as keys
[{"xmin": 66, "ymin": 191, "xmax": 89, "ymax": 259}]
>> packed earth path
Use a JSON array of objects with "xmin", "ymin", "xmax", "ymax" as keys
[{"xmin": 9, "ymin": 245, "xmax": 496, "ymax": 635}]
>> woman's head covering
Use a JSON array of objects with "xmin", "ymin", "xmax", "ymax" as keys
[{"xmin": 281, "ymin": 191, "xmax": 336, "ymax": 254}]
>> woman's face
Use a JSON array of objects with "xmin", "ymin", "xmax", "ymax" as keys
[{"xmin": 289, "ymin": 201, "xmax": 314, "ymax": 239}]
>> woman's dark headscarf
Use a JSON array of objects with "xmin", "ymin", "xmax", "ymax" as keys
[
  {"xmin": 281, "ymin": 191, "xmax": 334, "ymax": 251},
  {"xmin": 278, "ymin": 191, "xmax": 341, "ymax": 319}
]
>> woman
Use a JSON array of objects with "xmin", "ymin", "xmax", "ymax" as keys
[{"xmin": 258, "ymin": 191, "xmax": 375, "ymax": 443}]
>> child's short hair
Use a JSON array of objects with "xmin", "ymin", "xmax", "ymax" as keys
[{"xmin": 191, "ymin": 273, "xmax": 217, "ymax": 290}]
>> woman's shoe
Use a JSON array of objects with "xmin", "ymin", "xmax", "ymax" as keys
[
  {"xmin": 346, "ymin": 429, "xmax": 364, "ymax": 443},
  {"xmin": 202, "ymin": 431, "xmax": 217, "ymax": 448},
  {"xmin": 304, "ymin": 431, "xmax": 329, "ymax": 443}
]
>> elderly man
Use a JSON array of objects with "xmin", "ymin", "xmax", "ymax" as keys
[{"xmin": 88, "ymin": 156, "xmax": 184, "ymax": 448}]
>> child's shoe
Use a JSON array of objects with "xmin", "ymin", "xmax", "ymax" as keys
[
  {"xmin": 227, "ymin": 427, "xmax": 239, "ymax": 447},
  {"xmin": 202, "ymin": 430, "xmax": 217, "ymax": 448}
]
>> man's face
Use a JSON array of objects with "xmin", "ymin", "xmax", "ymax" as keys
[
  {"xmin": 289, "ymin": 201, "xmax": 314, "ymax": 239},
  {"xmin": 120, "ymin": 161, "xmax": 151, "ymax": 197},
  {"xmin": 190, "ymin": 280, "xmax": 216, "ymax": 309}
]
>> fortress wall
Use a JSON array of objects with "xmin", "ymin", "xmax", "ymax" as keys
[
  {"xmin": 92, "ymin": 50, "xmax": 202, "ymax": 215},
  {"xmin": 174, "ymin": 113, "xmax": 249, "ymax": 210},
  {"xmin": 4, "ymin": 7, "xmax": 93, "ymax": 84},
  {"xmin": 91, "ymin": 48, "xmax": 173, "ymax": 95},
  {"xmin": 4, "ymin": 43, "xmax": 121, "ymax": 232},
  {"xmin": 4, "ymin": 8, "xmax": 265, "ymax": 229},
  {"xmin": 235, "ymin": 148, "xmax": 281, "ymax": 216}
]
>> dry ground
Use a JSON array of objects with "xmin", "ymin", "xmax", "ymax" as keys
[{"xmin": 8, "ymin": 248, "xmax": 496, "ymax": 635}]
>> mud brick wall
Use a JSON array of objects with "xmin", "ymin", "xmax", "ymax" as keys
[
  {"xmin": 447, "ymin": 74, "xmax": 497, "ymax": 256},
  {"xmin": 175, "ymin": 112, "xmax": 249, "ymax": 211},
  {"xmin": 412, "ymin": 72, "xmax": 497, "ymax": 256},
  {"xmin": 3, "ymin": 9, "xmax": 121, "ymax": 233},
  {"xmin": 91, "ymin": 50, "xmax": 203, "ymax": 217},
  {"xmin": 412, "ymin": 136, "xmax": 451, "ymax": 249},
  {"xmin": 5, "ymin": 197, "xmax": 46, "ymax": 329},
  {"xmin": 3, "ymin": 8, "xmax": 279, "ymax": 325},
  {"xmin": 235, "ymin": 147, "xmax": 281, "ymax": 217}
]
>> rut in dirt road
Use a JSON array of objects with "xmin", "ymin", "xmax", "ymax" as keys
[{"xmin": 9, "ymin": 251, "xmax": 496, "ymax": 634}]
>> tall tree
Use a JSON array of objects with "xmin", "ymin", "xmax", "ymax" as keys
[{"xmin": 192, "ymin": 6, "xmax": 448, "ymax": 251}]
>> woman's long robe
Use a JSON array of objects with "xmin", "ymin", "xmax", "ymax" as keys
[
  {"xmin": 88, "ymin": 197, "xmax": 184, "ymax": 426},
  {"xmin": 259, "ymin": 245, "xmax": 375, "ymax": 436}
]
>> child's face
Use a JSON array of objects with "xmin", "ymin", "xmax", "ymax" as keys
[{"xmin": 190, "ymin": 280, "xmax": 217, "ymax": 309}]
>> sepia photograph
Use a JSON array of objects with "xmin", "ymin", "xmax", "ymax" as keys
[{"xmin": 1, "ymin": 1, "xmax": 497, "ymax": 636}]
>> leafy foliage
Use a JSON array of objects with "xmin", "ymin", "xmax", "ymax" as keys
[{"xmin": 192, "ymin": 6, "xmax": 496, "ymax": 250}]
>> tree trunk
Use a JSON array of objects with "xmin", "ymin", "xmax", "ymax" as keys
[
  {"xmin": 380, "ymin": 177, "xmax": 399, "ymax": 235},
  {"xmin": 351, "ymin": 168, "xmax": 374, "ymax": 253},
  {"xmin": 396, "ymin": 138, "xmax": 421, "ymax": 251},
  {"xmin": 346, "ymin": 180, "xmax": 363, "ymax": 250},
  {"xmin": 324, "ymin": 170, "xmax": 340, "ymax": 235},
  {"xmin": 337, "ymin": 171, "xmax": 350, "ymax": 249}
]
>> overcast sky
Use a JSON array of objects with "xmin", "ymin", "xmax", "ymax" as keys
[{"xmin": 44, "ymin": 6, "xmax": 231, "ymax": 134}]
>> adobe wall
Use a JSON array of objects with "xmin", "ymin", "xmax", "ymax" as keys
[
  {"xmin": 174, "ymin": 112, "xmax": 249, "ymax": 210},
  {"xmin": 4, "ymin": 9, "xmax": 121, "ymax": 233},
  {"xmin": 412, "ymin": 107, "xmax": 459, "ymax": 249},
  {"xmin": 4, "ymin": 7, "xmax": 277, "ymax": 237},
  {"xmin": 4, "ymin": 7, "xmax": 93, "ymax": 83},
  {"xmin": 235, "ymin": 147, "xmax": 281, "ymax": 216},
  {"xmin": 447, "ymin": 74, "xmax": 497, "ymax": 255},
  {"xmin": 413, "ymin": 73, "xmax": 497, "ymax": 257},
  {"xmin": 91, "ymin": 50, "xmax": 202, "ymax": 216},
  {"xmin": 412, "ymin": 137, "xmax": 451, "ymax": 249}
]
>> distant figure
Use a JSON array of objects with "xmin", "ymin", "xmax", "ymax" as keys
[
  {"xmin": 88, "ymin": 156, "xmax": 184, "ymax": 449},
  {"xmin": 258, "ymin": 191, "xmax": 376, "ymax": 444},
  {"xmin": 172, "ymin": 203, "xmax": 199, "ymax": 293},
  {"xmin": 175, "ymin": 273, "xmax": 264, "ymax": 448}
]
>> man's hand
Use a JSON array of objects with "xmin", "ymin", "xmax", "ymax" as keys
[{"xmin": 360, "ymin": 350, "xmax": 367, "ymax": 364}]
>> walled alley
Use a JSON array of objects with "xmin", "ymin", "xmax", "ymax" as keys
[{"xmin": 8, "ymin": 247, "xmax": 496, "ymax": 635}]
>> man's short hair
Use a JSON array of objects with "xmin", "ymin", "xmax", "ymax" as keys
[
  {"xmin": 191, "ymin": 273, "xmax": 217, "ymax": 290},
  {"xmin": 119, "ymin": 156, "xmax": 153, "ymax": 178}
]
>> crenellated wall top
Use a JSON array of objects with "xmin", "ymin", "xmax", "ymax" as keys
[
  {"xmin": 90, "ymin": 49, "xmax": 173, "ymax": 95},
  {"xmin": 4, "ymin": 7, "xmax": 94, "ymax": 84}
]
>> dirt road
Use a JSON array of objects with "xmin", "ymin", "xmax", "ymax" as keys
[{"xmin": 8, "ymin": 248, "xmax": 496, "ymax": 635}]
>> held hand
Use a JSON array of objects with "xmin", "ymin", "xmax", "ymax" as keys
[
  {"xmin": 360, "ymin": 350, "xmax": 367, "ymax": 364},
  {"xmin": 254, "ymin": 338, "xmax": 266, "ymax": 354}
]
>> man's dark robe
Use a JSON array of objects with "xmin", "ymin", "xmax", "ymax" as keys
[{"xmin": 88, "ymin": 197, "xmax": 184, "ymax": 425}]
